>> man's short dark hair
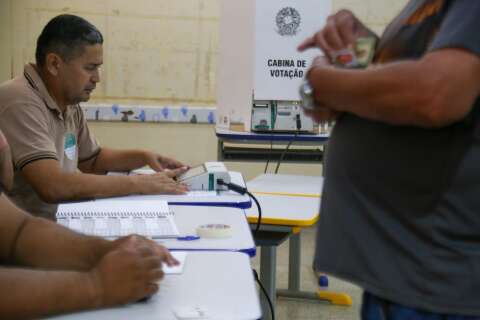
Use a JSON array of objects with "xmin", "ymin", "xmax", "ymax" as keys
[{"xmin": 35, "ymin": 14, "xmax": 103, "ymax": 67}]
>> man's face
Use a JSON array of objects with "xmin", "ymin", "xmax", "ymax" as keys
[{"xmin": 58, "ymin": 44, "xmax": 103, "ymax": 105}]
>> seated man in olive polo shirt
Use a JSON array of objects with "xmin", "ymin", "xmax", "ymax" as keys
[
  {"xmin": 0, "ymin": 14, "xmax": 189, "ymax": 219},
  {"xmin": 0, "ymin": 128, "xmax": 178, "ymax": 318}
]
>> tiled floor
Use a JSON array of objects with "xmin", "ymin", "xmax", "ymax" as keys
[{"xmin": 251, "ymin": 225, "xmax": 363, "ymax": 320}]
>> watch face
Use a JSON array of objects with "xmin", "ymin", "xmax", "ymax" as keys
[{"xmin": 299, "ymin": 81, "xmax": 315, "ymax": 110}]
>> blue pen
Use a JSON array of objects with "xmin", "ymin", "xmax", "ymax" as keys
[{"xmin": 177, "ymin": 235, "xmax": 200, "ymax": 241}]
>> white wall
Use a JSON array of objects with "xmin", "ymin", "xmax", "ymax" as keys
[{"xmin": 1, "ymin": 0, "xmax": 408, "ymax": 179}]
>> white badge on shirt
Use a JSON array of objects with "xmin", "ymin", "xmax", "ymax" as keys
[{"xmin": 64, "ymin": 133, "xmax": 77, "ymax": 161}]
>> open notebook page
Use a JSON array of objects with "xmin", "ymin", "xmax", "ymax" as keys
[{"xmin": 56, "ymin": 200, "xmax": 179, "ymax": 238}]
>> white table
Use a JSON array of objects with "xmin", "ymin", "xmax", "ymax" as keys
[
  {"xmin": 247, "ymin": 173, "xmax": 323, "ymax": 198},
  {"xmin": 165, "ymin": 205, "xmax": 256, "ymax": 257},
  {"xmin": 216, "ymin": 127, "xmax": 328, "ymax": 162},
  {"xmin": 57, "ymin": 203, "xmax": 256, "ymax": 257},
  {"xmin": 246, "ymin": 173, "xmax": 321, "ymax": 225},
  {"xmin": 48, "ymin": 252, "xmax": 262, "ymax": 320}
]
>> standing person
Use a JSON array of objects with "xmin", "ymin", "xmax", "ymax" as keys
[
  {"xmin": 299, "ymin": 1, "xmax": 480, "ymax": 318},
  {"xmin": 0, "ymin": 14, "xmax": 189, "ymax": 220}
]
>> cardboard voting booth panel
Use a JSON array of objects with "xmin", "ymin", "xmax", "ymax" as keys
[{"xmin": 217, "ymin": 0, "xmax": 331, "ymax": 131}]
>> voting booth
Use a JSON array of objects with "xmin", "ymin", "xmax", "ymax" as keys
[{"xmin": 216, "ymin": 0, "xmax": 331, "ymax": 132}]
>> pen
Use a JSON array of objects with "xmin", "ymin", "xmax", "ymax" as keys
[
  {"xmin": 176, "ymin": 235, "xmax": 200, "ymax": 241},
  {"xmin": 151, "ymin": 235, "xmax": 200, "ymax": 241}
]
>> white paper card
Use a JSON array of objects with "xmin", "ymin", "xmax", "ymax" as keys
[{"xmin": 163, "ymin": 251, "xmax": 187, "ymax": 275}]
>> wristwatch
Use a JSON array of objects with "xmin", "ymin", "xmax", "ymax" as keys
[{"xmin": 299, "ymin": 80, "xmax": 315, "ymax": 110}]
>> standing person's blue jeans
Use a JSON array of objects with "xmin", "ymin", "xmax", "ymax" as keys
[{"xmin": 362, "ymin": 292, "xmax": 480, "ymax": 320}]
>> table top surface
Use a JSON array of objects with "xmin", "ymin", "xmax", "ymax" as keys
[
  {"xmin": 165, "ymin": 205, "xmax": 256, "ymax": 256},
  {"xmin": 48, "ymin": 251, "xmax": 261, "ymax": 320},
  {"xmin": 245, "ymin": 174, "xmax": 323, "ymax": 227}
]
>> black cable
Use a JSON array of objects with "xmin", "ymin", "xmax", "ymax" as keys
[
  {"xmin": 216, "ymin": 179, "xmax": 262, "ymax": 236},
  {"xmin": 274, "ymin": 114, "xmax": 301, "ymax": 174},
  {"xmin": 246, "ymin": 191, "xmax": 262, "ymax": 234},
  {"xmin": 217, "ymin": 181, "xmax": 270, "ymax": 318},
  {"xmin": 217, "ymin": 179, "xmax": 247, "ymax": 194},
  {"xmin": 264, "ymin": 138, "xmax": 273, "ymax": 174},
  {"xmin": 274, "ymin": 132, "xmax": 298, "ymax": 174},
  {"xmin": 253, "ymin": 268, "xmax": 275, "ymax": 320}
]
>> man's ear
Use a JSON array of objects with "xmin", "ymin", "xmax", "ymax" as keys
[{"xmin": 45, "ymin": 53, "xmax": 63, "ymax": 76}]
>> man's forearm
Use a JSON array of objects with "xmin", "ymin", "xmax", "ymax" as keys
[
  {"xmin": 0, "ymin": 267, "xmax": 99, "ymax": 319},
  {"xmin": 83, "ymin": 148, "xmax": 148, "ymax": 174},
  {"xmin": 12, "ymin": 215, "xmax": 113, "ymax": 270},
  {"xmin": 309, "ymin": 49, "xmax": 480, "ymax": 128},
  {"xmin": 36, "ymin": 168, "xmax": 143, "ymax": 203},
  {"xmin": 22, "ymin": 158, "xmax": 176, "ymax": 204},
  {"xmin": 309, "ymin": 61, "xmax": 438, "ymax": 126}
]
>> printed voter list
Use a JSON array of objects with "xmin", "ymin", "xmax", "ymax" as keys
[{"xmin": 254, "ymin": 0, "xmax": 331, "ymax": 101}]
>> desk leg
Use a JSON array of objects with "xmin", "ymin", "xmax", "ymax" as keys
[
  {"xmin": 288, "ymin": 232, "xmax": 301, "ymax": 291},
  {"xmin": 217, "ymin": 139, "xmax": 224, "ymax": 161},
  {"xmin": 277, "ymin": 232, "xmax": 353, "ymax": 306},
  {"xmin": 260, "ymin": 245, "xmax": 276, "ymax": 320}
]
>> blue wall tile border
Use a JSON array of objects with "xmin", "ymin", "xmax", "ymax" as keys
[{"xmin": 81, "ymin": 104, "xmax": 218, "ymax": 124}]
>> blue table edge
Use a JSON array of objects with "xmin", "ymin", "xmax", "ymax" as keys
[
  {"xmin": 169, "ymin": 247, "xmax": 256, "ymax": 257},
  {"xmin": 168, "ymin": 200, "xmax": 252, "ymax": 209},
  {"xmin": 216, "ymin": 131, "xmax": 329, "ymax": 143}
]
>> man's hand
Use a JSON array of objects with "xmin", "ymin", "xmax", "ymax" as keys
[
  {"xmin": 108, "ymin": 235, "xmax": 179, "ymax": 266},
  {"xmin": 143, "ymin": 151, "xmax": 187, "ymax": 172},
  {"xmin": 132, "ymin": 168, "xmax": 189, "ymax": 195},
  {"xmin": 298, "ymin": 9, "xmax": 376, "ymax": 58},
  {"xmin": 88, "ymin": 235, "xmax": 178, "ymax": 307}
]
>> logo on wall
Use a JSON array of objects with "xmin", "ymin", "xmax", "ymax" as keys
[{"xmin": 276, "ymin": 7, "xmax": 301, "ymax": 36}]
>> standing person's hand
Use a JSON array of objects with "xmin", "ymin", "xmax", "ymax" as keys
[
  {"xmin": 143, "ymin": 151, "xmax": 188, "ymax": 172},
  {"xmin": 88, "ymin": 235, "xmax": 178, "ymax": 307},
  {"xmin": 298, "ymin": 9, "xmax": 376, "ymax": 58}
]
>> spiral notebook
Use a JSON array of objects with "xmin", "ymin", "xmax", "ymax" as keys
[{"xmin": 56, "ymin": 200, "xmax": 179, "ymax": 238}]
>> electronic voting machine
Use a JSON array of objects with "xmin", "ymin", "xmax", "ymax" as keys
[{"xmin": 175, "ymin": 162, "xmax": 231, "ymax": 191}]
